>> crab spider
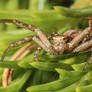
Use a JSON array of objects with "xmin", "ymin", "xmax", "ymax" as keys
[{"xmin": 0, "ymin": 19, "xmax": 92, "ymax": 69}]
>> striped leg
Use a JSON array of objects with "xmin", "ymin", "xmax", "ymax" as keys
[
  {"xmin": 1, "ymin": 36, "xmax": 33, "ymax": 61},
  {"xmin": 72, "ymin": 40, "xmax": 92, "ymax": 53},
  {"xmin": 68, "ymin": 27, "xmax": 91, "ymax": 51},
  {"xmin": 1, "ymin": 36, "xmax": 53, "ymax": 61},
  {"xmin": 68, "ymin": 19, "xmax": 92, "ymax": 51},
  {"xmin": 0, "ymin": 19, "xmax": 56, "ymax": 54}
]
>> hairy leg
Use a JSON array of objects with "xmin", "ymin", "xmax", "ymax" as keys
[
  {"xmin": 0, "ymin": 20, "xmax": 52, "ymax": 49},
  {"xmin": 32, "ymin": 36, "xmax": 56, "ymax": 54},
  {"xmin": 0, "ymin": 19, "xmax": 57, "ymax": 54},
  {"xmin": 72, "ymin": 40, "xmax": 92, "ymax": 53},
  {"xmin": 68, "ymin": 19, "xmax": 92, "ymax": 51},
  {"xmin": 84, "ymin": 17, "xmax": 92, "ymax": 30},
  {"xmin": 68, "ymin": 27, "xmax": 91, "ymax": 51},
  {"xmin": 1, "ymin": 35, "xmax": 56, "ymax": 62},
  {"xmin": 1, "ymin": 36, "xmax": 33, "ymax": 61}
]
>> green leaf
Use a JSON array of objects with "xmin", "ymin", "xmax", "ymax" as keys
[
  {"xmin": 30, "ymin": 62, "xmax": 73, "ymax": 71},
  {"xmin": 0, "ymin": 61, "xmax": 20, "ymax": 68},
  {"xmin": 76, "ymin": 84, "xmax": 92, "ymax": 92},
  {"xmin": 56, "ymin": 69, "xmax": 85, "ymax": 80},
  {"xmin": 27, "ymin": 78, "xmax": 77, "ymax": 92},
  {"xmin": 56, "ymin": 80, "xmax": 88, "ymax": 92},
  {"xmin": 0, "ymin": 9, "xmax": 80, "ymax": 35},
  {"xmin": 55, "ymin": 6, "xmax": 92, "ymax": 18}
]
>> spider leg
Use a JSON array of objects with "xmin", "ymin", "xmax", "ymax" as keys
[
  {"xmin": 1, "ymin": 36, "xmax": 34, "ymax": 61},
  {"xmin": 34, "ymin": 47, "xmax": 42, "ymax": 61},
  {"xmin": 1, "ymin": 36, "xmax": 56, "ymax": 62},
  {"xmin": 0, "ymin": 20, "xmax": 56, "ymax": 54},
  {"xmin": 0, "ymin": 20, "xmax": 51, "ymax": 48},
  {"xmin": 68, "ymin": 19, "xmax": 92, "ymax": 51},
  {"xmin": 72, "ymin": 40, "xmax": 92, "ymax": 53},
  {"xmin": 32, "ymin": 36, "xmax": 56, "ymax": 54},
  {"xmin": 68, "ymin": 27, "xmax": 91, "ymax": 51},
  {"xmin": 71, "ymin": 39, "xmax": 92, "ymax": 70},
  {"xmin": 84, "ymin": 17, "xmax": 92, "ymax": 30},
  {"xmin": 89, "ymin": 19, "xmax": 92, "ymax": 30}
]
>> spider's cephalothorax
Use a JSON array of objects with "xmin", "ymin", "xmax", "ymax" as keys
[
  {"xmin": 52, "ymin": 35, "xmax": 68, "ymax": 54},
  {"xmin": 1, "ymin": 18, "xmax": 92, "ymax": 70}
]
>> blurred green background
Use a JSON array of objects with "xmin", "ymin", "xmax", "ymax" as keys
[
  {"xmin": 0, "ymin": 0, "xmax": 73, "ymax": 31},
  {"xmin": 0, "ymin": 0, "xmax": 92, "ymax": 92}
]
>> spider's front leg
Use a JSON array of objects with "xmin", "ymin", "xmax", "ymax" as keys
[
  {"xmin": 0, "ymin": 20, "xmax": 51, "ymax": 48},
  {"xmin": 0, "ymin": 19, "xmax": 57, "ymax": 55}
]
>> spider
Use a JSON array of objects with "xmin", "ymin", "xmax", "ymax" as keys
[{"xmin": 0, "ymin": 18, "xmax": 92, "ymax": 70}]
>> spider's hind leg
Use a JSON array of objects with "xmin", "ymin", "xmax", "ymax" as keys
[{"xmin": 68, "ymin": 19, "xmax": 92, "ymax": 52}]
